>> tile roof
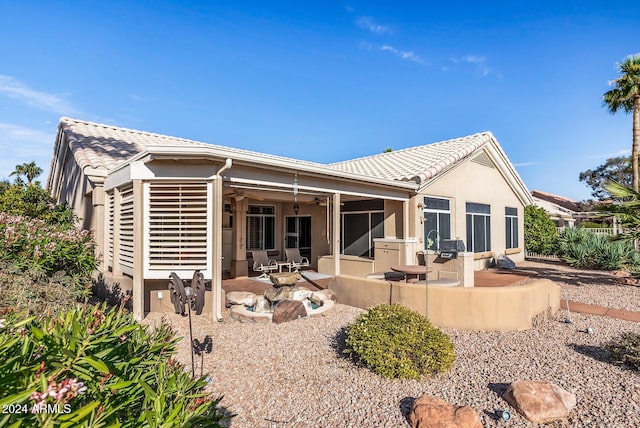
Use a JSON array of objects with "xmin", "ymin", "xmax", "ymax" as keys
[
  {"xmin": 58, "ymin": 117, "xmax": 325, "ymax": 172},
  {"xmin": 58, "ymin": 118, "xmax": 515, "ymax": 194},
  {"xmin": 530, "ymin": 190, "xmax": 579, "ymax": 212},
  {"xmin": 327, "ymin": 132, "xmax": 494, "ymax": 184}
]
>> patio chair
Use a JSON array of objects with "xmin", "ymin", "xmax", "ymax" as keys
[
  {"xmin": 251, "ymin": 250, "xmax": 278, "ymax": 278},
  {"xmin": 285, "ymin": 248, "xmax": 310, "ymax": 272}
]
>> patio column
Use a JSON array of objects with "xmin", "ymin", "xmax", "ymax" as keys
[
  {"xmin": 403, "ymin": 199, "xmax": 410, "ymax": 240},
  {"xmin": 91, "ymin": 185, "xmax": 106, "ymax": 271},
  {"xmin": 211, "ymin": 178, "xmax": 224, "ymax": 321},
  {"xmin": 332, "ymin": 192, "xmax": 341, "ymax": 276},
  {"xmin": 231, "ymin": 197, "xmax": 249, "ymax": 277},
  {"xmin": 132, "ymin": 180, "xmax": 144, "ymax": 321}
]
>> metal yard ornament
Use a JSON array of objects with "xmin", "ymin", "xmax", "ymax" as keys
[{"xmin": 168, "ymin": 270, "xmax": 208, "ymax": 377}]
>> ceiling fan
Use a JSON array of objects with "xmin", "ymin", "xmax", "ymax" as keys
[
  {"xmin": 223, "ymin": 189, "xmax": 265, "ymax": 201},
  {"xmin": 304, "ymin": 197, "xmax": 343, "ymax": 206}
]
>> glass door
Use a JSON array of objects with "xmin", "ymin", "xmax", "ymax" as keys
[{"xmin": 285, "ymin": 216, "xmax": 312, "ymax": 260}]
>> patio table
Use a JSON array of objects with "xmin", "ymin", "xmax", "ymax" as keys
[
  {"xmin": 390, "ymin": 265, "xmax": 431, "ymax": 281},
  {"xmin": 276, "ymin": 261, "xmax": 292, "ymax": 273}
]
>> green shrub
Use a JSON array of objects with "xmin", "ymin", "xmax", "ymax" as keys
[
  {"xmin": 0, "ymin": 262, "xmax": 90, "ymax": 314},
  {"xmin": 0, "ymin": 184, "xmax": 76, "ymax": 226},
  {"xmin": 344, "ymin": 304, "xmax": 455, "ymax": 380},
  {"xmin": 524, "ymin": 205, "xmax": 559, "ymax": 255},
  {"xmin": 0, "ymin": 304, "xmax": 231, "ymax": 427},
  {"xmin": 0, "ymin": 213, "xmax": 97, "ymax": 286},
  {"xmin": 606, "ymin": 332, "xmax": 640, "ymax": 371},
  {"xmin": 557, "ymin": 227, "xmax": 639, "ymax": 271}
]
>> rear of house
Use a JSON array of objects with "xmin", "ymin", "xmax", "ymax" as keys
[{"xmin": 47, "ymin": 117, "xmax": 532, "ymax": 320}]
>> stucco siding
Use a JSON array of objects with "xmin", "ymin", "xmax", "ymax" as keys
[{"xmin": 420, "ymin": 152, "xmax": 526, "ymax": 264}]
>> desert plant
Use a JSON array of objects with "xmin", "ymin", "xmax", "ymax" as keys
[
  {"xmin": 344, "ymin": 304, "xmax": 455, "ymax": 380},
  {"xmin": 606, "ymin": 332, "xmax": 640, "ymax": 371},
  {"xmin": 0, "ymin": 304, "xmax": 231, "ymax": 427},
  {"xmin": 524, "ymin": 205, "xmax": 559, "ymax": 255},
  {"xmin": 556, "ymin": 227, "xmax": 639, "ymax": 270}
]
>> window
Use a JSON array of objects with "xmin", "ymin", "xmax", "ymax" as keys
[
  {"xmin": 505, "ymin": 207, "xmax": 519, "ymax": 249},
  {"xmin": 246, "ymin": 205, "xmax": 275, "ymax": 250},
  {"xmin": 341, "ymin": 200, "xmax": 384, "ymax": 258},
  {"xmin": 466, "ymin": 203, "xmax": 491, "ymax": 253},
  {"xmin": 423, "ymin": 197, "xmax": 451, "ymax": 250}
]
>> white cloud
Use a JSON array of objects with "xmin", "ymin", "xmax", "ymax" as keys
[
  {"xmin": 380, "ymin": 45, "xmax": 425, "ymax": 65},
  {"xmin": 587, "ymin": 149, "xmax": 631, "ymax": 159},
  {"xmin": 0, "ymin": 75, "xmax": 82, "ymax": 116},
  {"xmin": 0, "ymin": 122, "xmax": 55, "ymax": 181},
  {"xmin": 449, "ymin": 55, "xmax": 491, "ymax": 77},
  {"xmin": 513, "ymin": 162, "xmax": 537, "ymax": 167},
  {"xmin": 355, "ymin": 16, "xmax": 392, "ymax": 35}
]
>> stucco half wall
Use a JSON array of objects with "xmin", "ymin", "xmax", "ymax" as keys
[{"xmin": 329, "ymin": 275, "xmax": 561, "ymax": 331}]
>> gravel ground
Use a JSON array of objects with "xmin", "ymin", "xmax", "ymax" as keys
[{"xmin": 144, "ymin": 262, "xmax": 640, "ymax": 427}]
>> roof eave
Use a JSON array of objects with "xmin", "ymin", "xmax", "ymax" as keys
[{"xmin": 106, "ymin": 145, "xmax": 418, "ymax": 191}]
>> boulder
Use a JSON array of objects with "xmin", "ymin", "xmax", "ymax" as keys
[
  {"xmin": 253, "ymin": 296, "xmax": 271, "ymax": 313},
  {"xmin": 409, "ymin": 395, "xmax": 482, "ymax": 428},
  {"xmin": 272, "ymin": 299, "xmax": 307, "ymax": 324},
  {"xmin": 264, "ymin": 286, "xmax": 290, "ymax": 303},
  {"xmin": 310, "ymin": 289, "xmax": 336, "ymax": 304},
  {"xmin": 503, "ymin": 380, "xmax": 576, "ymax": 423},
  {"xmin": 225, "ymin": 291, "xmax": 256, "ymax": 307},
  {"xmin": 269, "ymin": 272, "xmax": 301, "ymax": 287},
  {"xmin": 289, "ymin": 285, "xmax": 313, "ymax": 301}
]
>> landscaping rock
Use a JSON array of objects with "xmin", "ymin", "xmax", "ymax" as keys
[
  {"xmin": 253, "ymin": 296, "xmax": 271, "ymax": 313},
  {"xmin": 264, "ymin": 286, "xmax": 290, "ymax": 302},
  {"xmin": 409, "ymin": 395, "xmax": 482, "ymax": 428},
  {"xmin": 269, "ymin": 272, "xmax": 301, "ymax": 287},
  {"xmin": 289, "ymin": 285, "xmax": 312, "ymax": 301},
  {"xmin": 503, "ymin": 380, "xmax": 576, "ymax": 423},
  {"xmin": 272, "ymin": 299, "xmax": 307, "ymax": 324},
  {"xmin": 310, "ymin": 289, "xmax": 336, "ymax": 304},
  {"xmin": 225, "ymin": 291, "xmax": 256, "ymax": 307}
]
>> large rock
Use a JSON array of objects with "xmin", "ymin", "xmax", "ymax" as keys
[
  {"xmin": 409, "ymin": 395, "xmax": 482, "ymax": 428},
  {"xmin": 289, "ymin": 285, "xmax": 313, "ymax": 301},
  {"xmin": 269, "ymin": 272, "xmax": 301, "ymax": 287},
  {"xmin": 503, "ymin": 380, "xmax": 576, "ymax": 423},
  {"xmin": 264, "ymin": 286, "xmax": 290, "ymax": 303},
  {"xmin": 272, "ymin": 299, "xmax": 307, "ymax": 324},
  {"xmin": 225, "ymin": 291, "xmax": 256, "ymax": 307},
  {"xmin": 310, "ymin": 289, "xmax": 336, "ymax": 305},
  {"xmin": 253, "ymin": 296, "xmax": 271, "ymax": 313}
]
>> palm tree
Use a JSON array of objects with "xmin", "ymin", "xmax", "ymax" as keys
[
  {"xmin": 9, "ymin": 161, "xmax": 43, "ymax": 185},
  {"xmin": 603, "ymin": 54, "xmax": 640, "ymax": 191}
]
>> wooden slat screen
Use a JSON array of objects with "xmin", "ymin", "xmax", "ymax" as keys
[
  {"xmin": 118, "ymin": 186, "xmax": 134, "ymax": 275},
  {"xmin": 107, "ymin": 191, "xmax": 114, "ymax": 268},
  {"xmin": 147, "ymin": 182, "xmax": 209, "ymax": 271}
]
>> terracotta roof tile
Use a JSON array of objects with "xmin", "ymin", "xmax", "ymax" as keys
[
  {"xmin": 327, "ymin": 132, "xmax": 493, "ymax": 184},
  {"xmin": 59, "ymin": 117, "xmax": 324, "ymax": 172},
  {"xmin": 59, "ymin": 118, "xmax": 498, "ymax": 188}
]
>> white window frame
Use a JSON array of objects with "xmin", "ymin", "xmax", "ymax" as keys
[
  {"xmin": 246, "ymin": 205, "xmax": 276, "ymax": 251},
  {"xmin": 466, "ymin": 202, "xmax": 491, "ymax": 253},
  {"xmin": 423, "ymin": 196, "xmax": 451, "ymax": 250},
  {"xmin": 505, "ymin": 207, "xmax": 519, "ymax": 249}
]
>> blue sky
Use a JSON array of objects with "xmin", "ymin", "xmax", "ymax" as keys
[{"xmin": 1, "ymin": 1, "xmax": 639, "ymax": 200}]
